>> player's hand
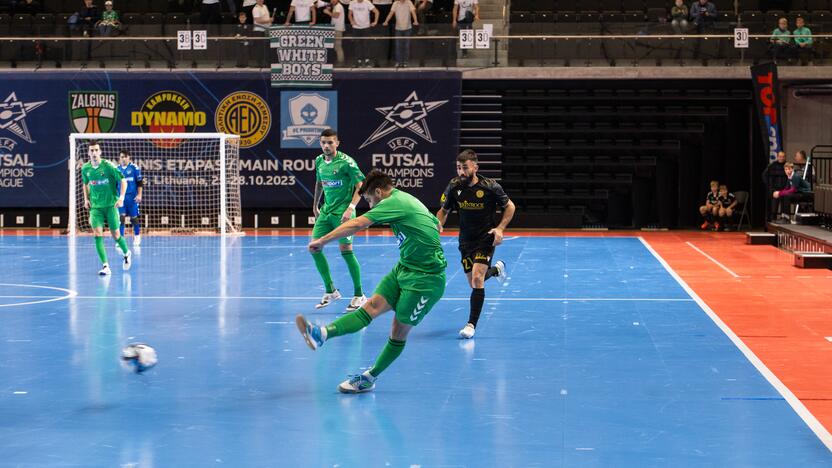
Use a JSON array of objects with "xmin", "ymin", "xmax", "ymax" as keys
[
  {"xmin": 773, "ymin": 191, "xmax": 780, "ymax": 199},
  {"xmin": 308, "ymin": 239, "xmax": 324, "ymax": 253},
  {"xmin": 134, "ymin": 194, "xmax": 142, "ymax": 203},
  {"xmin": 489, "ymin": 228, "xmax": 504, "ymax": 246},
  {"xmin": 437, "ymin": 223, "xmax": 443, "ymax": 234},
  {"xmin": 341, "ymin": 206, "xmax": 354, "ymax": 223},
  {"xmin": 84, "ymin": 199, "xmax": 90, "ymax": 210},
  {"xmin": 116, "ymin": 197, "xmax": 124, "ymax": 208}
]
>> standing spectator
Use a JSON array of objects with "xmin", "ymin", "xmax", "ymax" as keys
[
  {"xmin": 770, "ymin": 17, "xmax": 793, "ymax": 62},
  {"xmin": 242, "ymin": 0, "xmax": 257, "ymax": 24},
  {"xmin": 78, "ymin": 0, "xmax": 100, "ymax": 36},
  {"xmin": 200, "ymin": 0, "xmax": 222, "ymax": 26},
  {"xmin": 793, "ymin": 16, "xmax": 813, "ymax": 65},
  {"xmin": 699, "ymin": 180, "xmax": 720, "ymax": 230},
  {"xmin": 349, "ymin": 0, "xmax": 379, "ymax": 67},
  {"xmin": 383, "ymin": 0, "xmax": 417, "ymax": 67},
  {"xmin": 286, "ymin": 0, "xmax": 317, "ymax": 24},
  {"xmin": 670, "ymin": 0, "xmax": 688, "ymax": 34},
  {"xmin": 253, "ymin": 0, "xmax": 274, "ymax": 31},
  {"xmin": 794, "ymin": 150, "xmax": 813, "ymax": 184},
  {"xmin": 716, "ymin": 184, "xmax": 737, "ymax": 231},
  {"xmin": 452, "ymin": 0, "xmax": 477, "ymax": 30},
  {"xmin": 96, "ymin": 0, "xmax": 121, "ymax": 36},
  {"xmin": 15, "ymin": 0, "xmax": 42, "ymax": 15},
  {"xmin": 773, "ymin": 162, "xmax": 812, "ymax": 221},
  {"xmin": 415, "ymin": 0, "xmax": 431, "ymax": 34},
  {"xmin": 321, "ymin": 0, "xmax": 346, "ymax": 65},
  {"xmin": 689, "ymin": 0, "xmax": 716, "ymax": 33},
  {"xmin": 762, "ymin": 150, "xmax": 788, "ymax": 221}
]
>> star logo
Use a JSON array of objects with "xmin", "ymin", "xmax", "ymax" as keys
[
  {"xmin": 0, "ymin": 92, "xmax": 47, "ymax": 144},
  {"xmin": 359, "ymin": 91, "xmax": 449, "ymax": 149}
]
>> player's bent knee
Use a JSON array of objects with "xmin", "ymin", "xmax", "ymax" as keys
[
  {"xmin": 339, "ymin": 243, "xmax": 353, "ymax": 252},
  {"xmin": 363, "ymin": 294, "xmax": 391, "ymax": 318}
]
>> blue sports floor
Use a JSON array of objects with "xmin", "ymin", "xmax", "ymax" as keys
[{"xmin": 0, "ymin": 235, "xmax": 829, "ymax": 467}]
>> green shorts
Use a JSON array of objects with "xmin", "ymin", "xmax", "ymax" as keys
[
  {"xmin": 375, "ymin": 263, "xmax": 446, "ymax": 326},
  {"xmin": 312, "ymin": 211, "xmax": 354, "ymax": 245},
  {"xmin": 89, "ymin": 206, "xmax": 120, "ymax": 230}
]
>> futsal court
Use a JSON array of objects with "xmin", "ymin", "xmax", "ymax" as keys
[{"xmin": 0, "ymin": 231, "xmax": 830, "ymax": 466}]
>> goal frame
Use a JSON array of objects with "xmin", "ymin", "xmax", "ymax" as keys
[{"xmin": 68, "ymin": 133, "xmax": 241, "ymax": 237}]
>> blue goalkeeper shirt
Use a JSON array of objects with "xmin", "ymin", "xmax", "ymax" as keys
[{"xmin": 118, "ymin": 162, "xmax": 142, "ymax": 198}]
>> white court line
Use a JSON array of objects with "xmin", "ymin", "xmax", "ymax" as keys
[
  {"xmin": 0, "ymin": 283, "xmax": 77, "ymax": 308},
  {"xmin": 640, "ymin": 237, "xmax": 832, "ymax": 452},
  {"xmin": 685, "ymin": 242, "xmax": 744, "ymax": 279},
  {"xmin": 7, "ymin": 295, "xmax": 695, "ymax": 302}
]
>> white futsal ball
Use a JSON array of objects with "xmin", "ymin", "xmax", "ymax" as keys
[{"xmin": 121, "ymin": 343, "xmax": 158, "ymax": 373}]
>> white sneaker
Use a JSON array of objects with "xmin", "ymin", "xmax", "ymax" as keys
[
  {"xmin": 337, "ymin": 371, "xmax": 376, "ymax": 394},
  {"xmin": 122, "ymin": 249, "xmax": 132, "ymax": 271},
  {"xmin": 133, "ymin": 235, "xmax": 141, "ymax": 246},
  {"xmin": 98, "ymin": 264, "xmax": 111, "ymax": 276},
  {"xmin": 346, "ymin": 294, "xmax": 368, "ymax": 312},
  {"xmin": 493, "ymin": 260, "xmax": 507, "ymax": 284},
  {"xmin": 459, "ymin": 323, "xmax": 476, "ymax": 339},
  {"xmin": 315, "ymin": 289, "xmax": 342, "ymax": 309}
]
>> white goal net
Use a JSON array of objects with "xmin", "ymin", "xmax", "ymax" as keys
[{"xmin": 68, "ymin": 133, "xmax": 242, "ymax": 236}]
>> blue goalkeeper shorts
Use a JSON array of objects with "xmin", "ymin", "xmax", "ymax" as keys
[{"xmin": 118, "ymin": 198, "xmax": 140, "ymax": 218}]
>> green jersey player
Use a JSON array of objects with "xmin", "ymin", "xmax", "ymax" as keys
[
  {"xmin": 296, "ymin": 170, "xmax": 448, "ymax": 393},
  {"xmin": 81, "ymin": 140, "xmax": 132, "ymax": 275},
  {"xmin": 310, "ymin": 129, "xmax": 367, "ymax": 311}
]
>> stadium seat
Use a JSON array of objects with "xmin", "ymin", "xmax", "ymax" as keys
[
  {"xmin": 150, "ymin": 0, "xmax": 168, "ymax": 14},
  {"xmin": 43, "ymin": 0, "xmax": 62, "ymax": 13},
  {"xmin": 599, "ymin": 0, "xmax": 622, "ymax": 12},
  {"xmin": 11, "ymin": 13, "xmax": 33, "ymax": 36},
  {"xmin": 807, "ymin": 0, "xmax": 830, "ymax": 11},
  {"xmin": 124, "ymin": 0, "xmax": 149, "ymax": 14},
  {"xmin": 34, "ymin": 13, "xmax": 55, "ymax": 36}
]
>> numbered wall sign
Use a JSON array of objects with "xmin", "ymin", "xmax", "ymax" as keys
[
  {"xmin": 734, "ymin": 28, "xmax": 749, "ymax": 48},
  {"xmin": 193, "ymin": 30, "xmax": 208, "ymax": 50},
  {"xmin": 177, "ymin": 30, "xmax": 191, "ymax": 50},
  {"xmin": 459, "ymin": 29, "xmax": 474, "ymax": 49},
  {"xmin": 475, "ymin": 29, "xmax": 490, "ymax": 49}
]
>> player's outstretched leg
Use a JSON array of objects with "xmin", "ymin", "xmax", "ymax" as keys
[
  {"xmin": 296, "ymin": 306, "xmax": 374, "ymax": 351},
  {"xmin": 108, "ymin": 208, "xmax": 131, "ymax": 271}
]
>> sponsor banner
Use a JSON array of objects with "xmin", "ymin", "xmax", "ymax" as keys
[
  {"xmin": 270, "ymin": 25, "xmax": 335, "ymax": 88},
  {"xmin": 751, "ymin": 63, "xmax": 784, "ymax": 162},
  {"xmin": 280, "ymin": 91, "xmax": 337, "ymax": 148},
  {"xmin": 0, "ymin": 71, "xmax": 461, "ymax": 209}
]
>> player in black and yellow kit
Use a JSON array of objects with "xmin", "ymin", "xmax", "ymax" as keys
[{"xmin": 437, "ymin": 149, "xmax": 515, "ymax": 339}]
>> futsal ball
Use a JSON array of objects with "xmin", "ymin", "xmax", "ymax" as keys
[{"xmin": 121, "ymin": 343, "xmax": 158, "ymax": 373}]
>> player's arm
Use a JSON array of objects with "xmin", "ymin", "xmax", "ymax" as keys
[
  {"xmin": 489, "ymin": 183, "xmax": 515, "ymax": 246},
  {"xmin": 341, "ymin": 181, "xmax": 363, "ymax": 223},
  {"xmin": 116, "ymin": 178, "xmax": 127, "ymax": 208},
  {"xmin": 83, "ymin": 183, "xmax": 91, "ymax": 210},
  {"xmin": 371, "ymin": 4, "xmax": 379, "ymax": 25},
  {"xmin": 135, "ymin": 167, "xmax": 143, "ymax": 202},
  {"xmin": 285, "ymin": 4, "xmax": 295, "ymax": 24},
  {"xmin": 310, "ymin": 3, "xmax": 316, "ymax": 24},
  {"xmin": 436, "ymin": 207, "xmax": 449, "ymax": 233},
  {"xmin": 436, "ymin": 181, "xmax": 456, "ymax": 232},
  {"xmin": 313, "ymin": 179, "xmax": 322, "ymax": 217},
  {"xmin": 309, "ymin": 215, "xmax": 373, "ymax": 252}
]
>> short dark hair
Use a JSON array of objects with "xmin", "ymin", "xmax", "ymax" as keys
[
  {"xmin": 456, "ymin": 149, "xmax": 478, "ymax": 164},
  {"xmin": 797, "ymin": 150, "xmax": 807, "ymax": 158},
  {"xmin": 119, "ymin": 150, "xmax": 131, "ymax": 158},
  {"xmin": 320, "ymin": 129, "xmax": 338, "ymax": 138},
  {"xmin": 88, "ymin": 140, "xmax": 100, "ymax": 148},
  {"xmin": 359, "ymin": 169, "xmax": 393, "ymax": 195}
]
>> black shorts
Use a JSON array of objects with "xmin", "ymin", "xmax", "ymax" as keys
[{"xmin": 459, "ymin": 239, "xmax": 495, "ymax": 273}]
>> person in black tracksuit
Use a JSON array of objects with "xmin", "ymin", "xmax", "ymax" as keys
[{"xmin": 437, "ymin": 149, "xmax": 516, "ymax": 339}]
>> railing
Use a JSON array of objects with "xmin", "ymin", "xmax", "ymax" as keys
[
  {"xmin": 810, "ymin": 146, "xmax": 832, "ymax": 223},
  {"xmin": 0, "ymin": 30, "xmax": 828, "ymax": 68}
]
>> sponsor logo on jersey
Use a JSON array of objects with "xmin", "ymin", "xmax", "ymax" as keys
[
  {"xmin": 69, "ymin": 91, "xmax": 118, "ymax": 134},
  {"xmin": 322, "ymin": 180, "xmax": 343, "ymax": 187},
  {"xmin": 89, "ymin": 179, "xmax": 110, "ymax": 186},
  {"xmin": 458, "ymin": 200, "xmax": 485, "ymax": 210},
  {"xmin": 215, "ymin": 92, "xmax": 271, "ymax": 148},
  {"xmin": 476, "ymin": 190, "xmax": 484, "ymax": 198},
  {"xmin": 130, "ymin": 91, "xmax": 207, "ymax": 147}
]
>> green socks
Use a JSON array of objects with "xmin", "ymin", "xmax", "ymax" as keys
[
  {"xmin": 311, "ymin": 251, "xmax": 335, "ymax": 293},
  {"xmin": 369, "ymin": 338, "xmax": 406, "ymax": 378},
  {"xmin": 341, "ymin": 251, "xmax": 363, "ymax": 297},
  {"xmin": 94, "ymin": 237, "xmax": 107, "ymax": 264},
  {"xmin": 325, "ymin": 308, "xmax": 372, "ymax": 338},
  {"xmin": 116, "ymin": 236, "xmax": 129, "ymax": 254}
]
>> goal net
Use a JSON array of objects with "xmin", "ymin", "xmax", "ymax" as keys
[{"xmin": 68, "ymin": 133, "xmax": 242, "ymax": 236}]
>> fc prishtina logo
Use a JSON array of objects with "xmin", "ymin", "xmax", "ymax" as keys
[
  {"xmin": 280, "ymin": 91, "xmax": 338, "ymax": 148},
  {"xmin": 69, "ymin": 91, "xmax": 118, "ymax": 134},
  {"xmin": 359, "ymin": 91, "xmax": 449, "ymax": 149}
]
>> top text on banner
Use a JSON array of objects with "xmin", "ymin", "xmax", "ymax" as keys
[{"xmin": 270, "ymin": 25, "xmax": 335, "ymax": 88}]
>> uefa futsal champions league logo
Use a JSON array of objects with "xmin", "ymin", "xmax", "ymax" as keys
[
  {"xmin": 280, "ymin": 91, "xmax": 337, "ymax": 148},
  {"xmin": 0, "ymin": 92, "xmax": 47, "ymax": 144},
  {"xmin": 359, "ymin": 91, "xmax": 448, "ymax": 149}
]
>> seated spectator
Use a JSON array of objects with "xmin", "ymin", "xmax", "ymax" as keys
[
  {"xmin": 320, "ymin": 0, "xmax": 346, "ymax": 65},
  {"xmin": 762, "ymin": 150, "xmax": 787, "ymax": 220},
  {"xmin": 716, "ymin": 184, "xmax": 737, "ymax": 231},
  {"xmin": 793, "ymin": 16, "xmax": 813, "ymax": 65},
  {"xmin": 383, "ymin": 0, "xmax": 418, "ymax": 67},
  {"xmin": 773, "ymin": 162, "xmax": 812, "ymax": 222},
  {"xmin": 770, "ymin": 17, "xmax": 793, "ymax": 62},
  {"xmin": 77, "ymin": 0, "xmax": 100, "ymax": 36},
  {"xmin": 96, "ymin": 1, "xmax": 121, "ymax": 36},
  {"xmin": 699, "ymin": 179, "xmax": 720, "ymax": 230},
  {"xmin": 689, "ymin": 0, "xmax": 716, "ymax": 33},
  {"xmin": 15, "ymin": 0, "xmax": 43, "ymax": 15},
  {"xmin": 670, "ymin": 0, "xmax": 688, "ymax": 34},
  {"xmin": 253, "ymin": 0, "xmax": 274, "ymax": 31},
  {"xmin": 286, "ymin": 0, "xmax": 317, "ymax": 25}
]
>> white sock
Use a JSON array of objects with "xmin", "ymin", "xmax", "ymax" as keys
[
  {"xmin": 320, "ymin": 326, "xmax": 328, "ymax": 341},
  {"xmin": 362, "ymin": 370, "xmax": 376, "ymax": 382}
]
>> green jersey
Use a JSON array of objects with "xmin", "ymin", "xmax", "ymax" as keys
[
  {"xmin": 771, "ymin": 28, "xmax": 791, "ymax": 44},
  {"xmin": 82, "ymin": 160, "xmax": 124, "ymax": 209},
  {"xmin": 364, "ymin": 189, "xmax": 447, "ymax": 274},
  {"xmin": 793, "ymin": 26, "xmax": 813, "ymax": 46},
  {"xmin": 316, "ymin": 151, "xmax": 365, "ymax": 216}
]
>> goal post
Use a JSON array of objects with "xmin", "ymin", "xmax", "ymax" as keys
[{"xmin": 68, "ymin": 133, "xmax": 242, "ymax": 236}]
